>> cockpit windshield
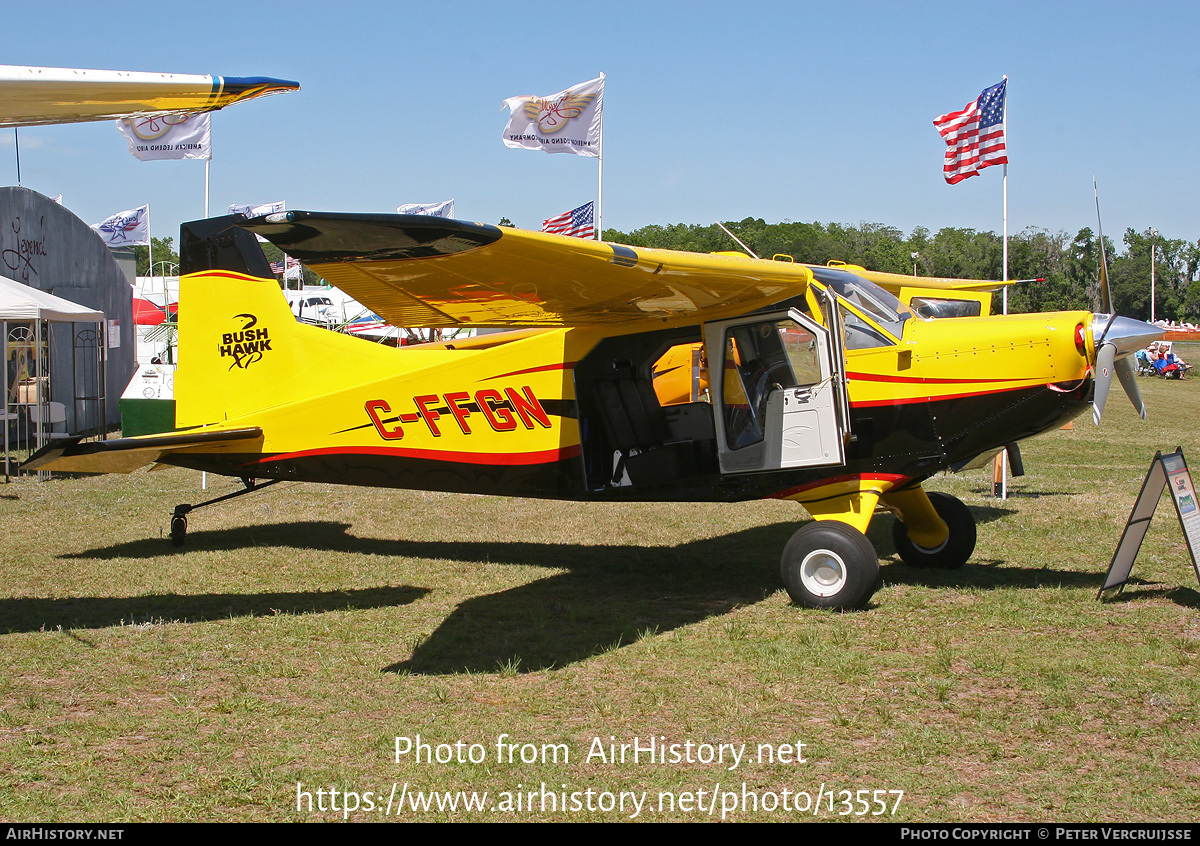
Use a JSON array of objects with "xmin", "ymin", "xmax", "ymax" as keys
[{"xmin": 809, "ymin": 266, "xmax": 913, "ymax": 340}]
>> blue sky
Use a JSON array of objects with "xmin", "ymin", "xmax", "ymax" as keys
[{"xmin": 2, "ymin": 0, "xmax": 1197, "ymax": 253}]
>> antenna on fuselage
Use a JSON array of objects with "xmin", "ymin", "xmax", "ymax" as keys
[{"xmin": 715, "ymin": 221, "xmax": 760, "ymax": 259}]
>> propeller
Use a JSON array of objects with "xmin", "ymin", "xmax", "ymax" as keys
[
  {"xmin": 1089, "ymin": 179, "xmax": 1161, "ymax": 425},
  {"xmin": 1090, "ymin": 314, "xmax": 1161, "ymax": 424}
]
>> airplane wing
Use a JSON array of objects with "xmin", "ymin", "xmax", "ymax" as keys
[
  {"xmin": 819, "ymin": 262, "xmax": 1009, "ymax": 293},
  {"xmin": 0, "ymin": 65, "xmax": 299, "ymax": 128},
  {"xmin": 240, "ymin": 212, "xmax": 812, "ymax": 328},
  {"xmin": 22, "ymin": 428, "xmax": 262, "ymax": 474}
]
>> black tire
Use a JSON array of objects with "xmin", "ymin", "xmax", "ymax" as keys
[
  {"xmin": 781, "ymin": 521, "xmax": 880, "ymax": 609},
  {"xmin": 892, "ymin": 491, "xmax": 976, "ymax": 570},
  {"xmin": 170, "ymin": 515, "xmax": 187, "ymax": 547}
]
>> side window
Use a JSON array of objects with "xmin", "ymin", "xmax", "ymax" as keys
[
  {"xmin": 840, "ymin": 304, "xmax": 896, "ymax": 350},
  {"xmin": 909, "ymin": 296, "xmax": 983, "ymax": 318},
  {"xmin": 779, "ymin": 324, "xmax": 821, "ymax": 386},
  {"xmin": 722, "ymin": 319, "xmax": 818, "ymax": 450}
]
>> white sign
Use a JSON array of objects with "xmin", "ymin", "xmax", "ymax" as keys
[{"xmin": 1102, "ymin": 449, "xmax": 1200, "ymax": 594}]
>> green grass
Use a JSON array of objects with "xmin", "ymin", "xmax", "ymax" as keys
[{"xmin": 1, "ymin": 371, "xmax": 1199, "ymax": 821}]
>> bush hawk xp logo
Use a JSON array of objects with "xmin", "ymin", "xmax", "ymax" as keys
[{"xmin": 219, "ymin": 313, "xmax": 272, "ymax": 370}]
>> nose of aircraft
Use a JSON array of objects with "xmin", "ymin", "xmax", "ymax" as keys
[
  {"xmin": 1091, "ymin": 314, "xmax": 1165, "ymax": 357},
  {"xmin": 1090, "ymin": 313, "xmax": 1165, "ymax": 425}
]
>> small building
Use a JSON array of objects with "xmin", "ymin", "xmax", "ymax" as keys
[{"xmin": 0, "ymin": 186, "xmax": 135, "ymax": 435}]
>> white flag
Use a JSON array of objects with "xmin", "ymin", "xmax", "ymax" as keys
[
  {"xmin": 117, "ymin": 112, "xmax": 212, "ymax": 161},
  {"xmin": 397, "ymin": 199, "xmax": 455, "ymax": 218},
  {"xmin": 228, "ymin": 201, "xmax": 285, "ymax": 218},
  {"xmin": 91, "ymin": 205, "xmax": 150, "ymax": 246},
  {"xmin": 502, "ymin": 74, "xmax": 603, "ymax": 157}
]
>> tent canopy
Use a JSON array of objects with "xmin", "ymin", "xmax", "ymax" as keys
[{"xmin": 0, "ymin": 274, "xmax": 104, "ymax": 322}]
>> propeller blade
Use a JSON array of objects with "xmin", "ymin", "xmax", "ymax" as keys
[
  {"xmin": 1115, "ymin": 355, "xmax": 1146, "ymax": 420},
  {"xmin": 1093, "ymin": 343, "xmax": 1116, "ymax": 426},
  {"xmin": 1094, "ymin": 177, "xmax": 1112, "ymax": 314}
]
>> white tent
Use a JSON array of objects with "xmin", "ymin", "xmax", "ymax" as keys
[
  {"xmin": 1, "ymin": 274, "xmax": 105, "ymax": 479},
  {"xmin": 0, "ymin": 274, "xmax": 104, "ymax": 322}
]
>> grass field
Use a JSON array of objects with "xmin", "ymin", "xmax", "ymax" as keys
[{"xmin": 2, "ymin": 367, "xmax": 1199, "ymax": 822}]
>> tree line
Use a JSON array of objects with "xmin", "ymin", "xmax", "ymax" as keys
[{"xmin": 600, "ymin": 219, "xmax": 1200, "ymax": 321}]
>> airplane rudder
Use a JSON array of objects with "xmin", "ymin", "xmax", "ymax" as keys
[{"xmin": 175, "ymin": 270, "xmax": 303, "ymax": 426}]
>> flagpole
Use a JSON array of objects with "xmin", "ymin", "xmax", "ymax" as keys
[
  {"xmin": 147, "ymin": 204, "xmax": 153, "ymax": 290},
  {"xmin": 596, "ymin": 71, "xmax": 605, "ymax": 240},
  {"xmin": 1000, "ymin": 74, "xmax": 1009, "ymax": 501}
]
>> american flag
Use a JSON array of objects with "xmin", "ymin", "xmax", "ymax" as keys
[
  {"xmin": 542, "ymin": 201, "xmax": 595, "ymax": 239},
  {"xmin": 933, "ymin": 79, "xmax": 1007, "ymax": 185},
  {"xmin": 270, "ymin": 255, "xmax": 302, "ymax": 280}
]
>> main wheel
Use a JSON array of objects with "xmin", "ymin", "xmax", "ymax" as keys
[
  {"xmin": 781, "ymin": 521, "xmax": 880, "ymax": 609},
  {"xmin": 892, "ymin": 491, "xmax": 975, "ymax": 570}
]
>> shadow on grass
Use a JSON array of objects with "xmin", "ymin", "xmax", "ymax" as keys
[
  {"xmin": 0, "ymin": 585, "xmax": 429, "ymax": 635},
  {"xmin": 57, "ymin": 514, "xmax": 1137, "ymax": 674},
  {"xmin": 388, "ymin": 523, "xmax": 794, "ymax": 675},
  {"xmin": 966, "ymin": 487, "xmax": 1081, "ymax": 500},
  {"xmin": 62, "ymin": 519, "xmax": 794, "ymax": 674},
  {"xmin": 1098, "ymin": 583, "xmax": 1200, "ymax": 609}
]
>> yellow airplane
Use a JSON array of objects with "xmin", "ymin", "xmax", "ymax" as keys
[{"xmin": 27, "ymin": 212, "xmax": 1162, "ymax": 609}]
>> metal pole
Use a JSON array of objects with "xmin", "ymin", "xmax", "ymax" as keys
[
  {"xmin": 147, "ymin": 205, "xmax": 153, "ymax": 289},
  {"xmin": 1150, "ymin": 228, "xmax": 1157, "ymax": 324},
  {"xmin": 596, "ymin": 72, "xmax": 604, "ymax": 239},
  {"xmin": 3, "ymin": 320, "xmax": 8, "ymax": 481},
  {"xmin": 999, "ymin": 75, "xmax": 1009, "ymax": 500}
]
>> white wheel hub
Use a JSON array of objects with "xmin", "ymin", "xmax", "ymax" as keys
[
  {"xmin": 799, "ymin": 548, "xmax": 848, "ymax": 597},
  {"xmin": 912, "ymin": 535, "xmax": 948, "ymax": 555}
]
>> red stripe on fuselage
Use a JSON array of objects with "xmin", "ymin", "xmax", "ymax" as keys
[
  {"xmin": 850, "ymin": 383, "xmax": 1038, "ymax": 408},
  {"xmin": 484, "ymin": 362, "xmax": 577, "ymax": 381},
  {"xmin": 247, "ymin": 444, "xmax": 582, "ymax": 468},
  {"xmin": 846, "ymin": 371, "xmax": 1034, "ymax": 385}
]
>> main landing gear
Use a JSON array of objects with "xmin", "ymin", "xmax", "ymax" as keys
[
  {"xmin": 168, "ymin": 478, "xmax": 280, "ymax": 547},
  {"xmin": 779, "ymin": 488, "xmax": 978, "ymax": 610},
  {"xmin": 891, "ymin": 492, "xmax": 976, "ymax": 570}
]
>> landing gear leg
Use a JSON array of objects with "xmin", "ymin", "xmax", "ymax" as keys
[{"xmin": 167, "ymin": 477, "xmax": 280, "ymax": 548}]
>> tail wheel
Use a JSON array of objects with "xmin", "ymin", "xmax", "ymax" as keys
[
  {"xmin": 892, "ymin": 492, "xmax": 976, "ymax": 570},
  {"xmin": 781, "ymin": 521, "xmax": 880, "ymax": 610}
]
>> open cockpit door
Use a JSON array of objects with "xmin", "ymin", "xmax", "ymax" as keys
[{"xmin": 704, "ymin": 308, "xmax": 847, "ymax": 474}]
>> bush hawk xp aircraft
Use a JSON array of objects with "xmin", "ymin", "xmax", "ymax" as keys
[{"xmin": 28, "ymin": 212, "xmax": 1162, "ymax": 610}]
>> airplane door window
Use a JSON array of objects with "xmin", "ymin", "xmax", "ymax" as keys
[
  {"xmin": 707, "ymin": 309, "xmax": 846, "ymax": 474},
  {"xmin": 722, "ymin": 320, "xmax": 821, "ymax": 450}
]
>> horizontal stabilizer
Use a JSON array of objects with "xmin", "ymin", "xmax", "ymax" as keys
[{"xmin": 22, "ymin": 427, "xmax": 262, "ymax": 474}]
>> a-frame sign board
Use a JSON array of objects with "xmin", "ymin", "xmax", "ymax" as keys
[{"xmin": 1100, "ymin": 448, "xmax": 1200, "ymax": 596}]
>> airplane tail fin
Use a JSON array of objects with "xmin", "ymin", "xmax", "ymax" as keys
[{"xmin": 174, "ymin": 268, "xmax": 401, "ymax": 428}]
